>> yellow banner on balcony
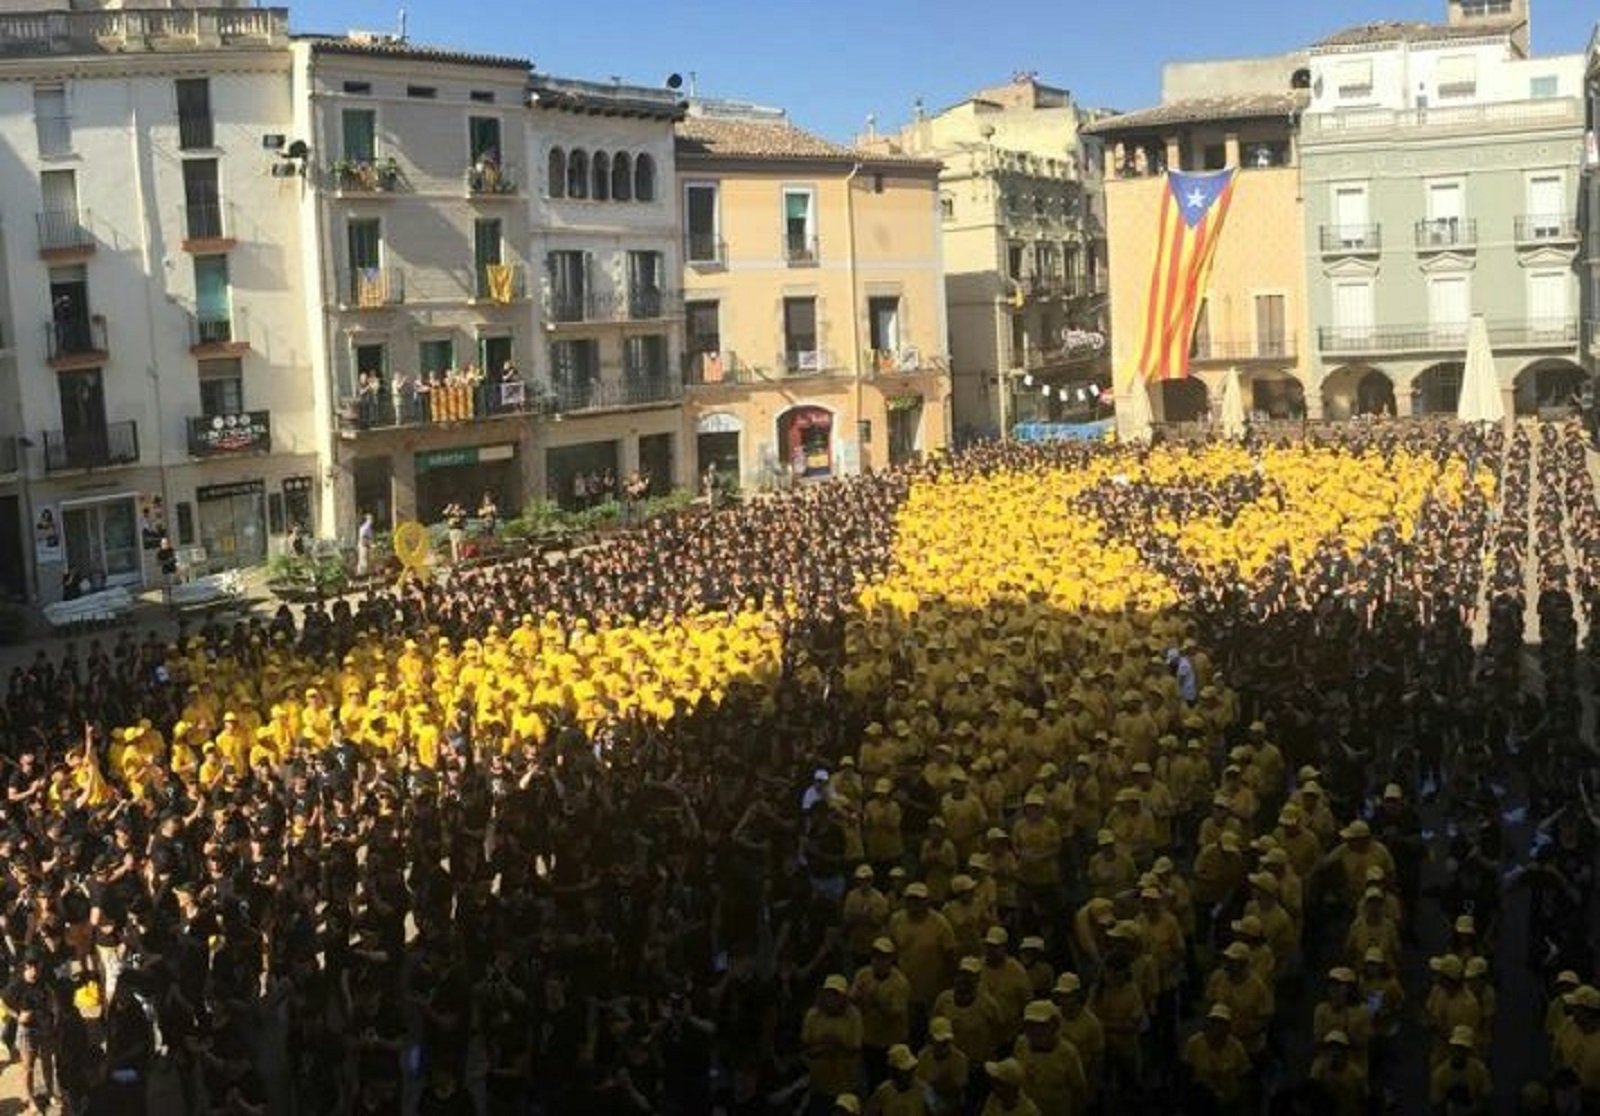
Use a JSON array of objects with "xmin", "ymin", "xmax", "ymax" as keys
[
  {"xmin": 356, "ymin": 268, "xmax": 387, "ymax": 308},
  {"xmin": 483, "ymin": 264, "xmax": 514, "ymax": 305}
]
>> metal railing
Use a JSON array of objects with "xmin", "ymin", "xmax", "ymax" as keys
[
  {"xmin": 337, "ymin": 268, "xmax": 405, "ymax": 308},
  {"xmin": 1414, "ymin": 218, "xmax": 1476, "ymax": 249},
  {"xmin": 1302, "ymin": 97, "xmax": 1582, "ymax": 141},
  {"xmin": 546, "ymin": 289, "xmax": 598, "ymax": 324},
  {"xmin": 1515, "ymin": 214, "xmax": 1578, "ymax": 242},
  {"xmin": 35, "ymin": 115, "xmax": 71, "ymax": 157},
  {"xmin": 545, "ymin": 287, "xmax": 684, "ymax": 323},
  {"xmin": 549, "ymin": 375, "xmax": 683, "ymax": 412},
  {"xmin": 330, "ymin": 160, "xmax": 400, "ymax": 194},
  {"xmin": 466, "ymin": 164, "xmax": 516, "ymax": 196},
  {"xmin": 37, "ymin": 208, "xmax": 93, "ymax": 253},
  {"xmin": 474, "ymin": 264, "xmax": 527, "ymax": 303},
  {"xmin": 189, "ymin": 308, "xmax": 245, "ymax": 349},
  {"xmin": 181, "ymin": 198, "xmax": 229, "ymax": 242},
  {"xmin": 1318, "ymin": 318, "xmax": 1578, "ymax": 354},
  {"xmin": 43, "ymin": 420, "xmax": 138, "ymax": 473},
  {"xmin": 178, "ymin": 112, "xmax": 213, "ymax": 151},
  {"xmin": 782, "ymin": 349, "xmax": 835, "ymax": 376},
  {"xmin": 685, "ymin": 233, "xmax": 726, "ymax": 266},
  {"xmin": 784, "ymin": 233, "xmax": 819, "ymax": 265},
  {"xmin": 682, "ymin": 350, "xmax": 750, "ymax": 385},
  {"xmin": 1192, "ymin": 336, "xmax": 1297, "ymax": 361},
  {"xmin": 1319, "ymin": 224, "xmax": 1381, "ymax": 253},
  {"xmin": 342, "ymin": 381, "xmax": 541, "ymax": 431},
  {"xmin": 866, "ymin": 348, "xmax": 949, "ymax": 375},
  {"xmin": 625, "ymin": 286, "xmax": 683, "ymax": 320},
  {"xmin": 46, "ymin": 315, "xmax": 107, "ymax": 362}
]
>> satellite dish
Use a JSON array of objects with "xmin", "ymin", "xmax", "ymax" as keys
[{"xmin": 665, "ymin": 73, "xmax": 683, "ymax": 90}]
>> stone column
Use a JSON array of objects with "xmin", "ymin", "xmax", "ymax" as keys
[{"xmin": 1224, "ymin": 132, "xmax": 1241, "ymax": 169}]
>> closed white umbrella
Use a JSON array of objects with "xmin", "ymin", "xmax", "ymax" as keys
[
  {"xmin": 1220, "ymin": 367, "xmax": 1246, "ymax": 439},
  {"xmin": 1119, "ymin": 368, "xmax": 1153, "ymax": 444},
  {"xmin": 1456, "ymin": 314, "xmax": 1504, "ymax": 425}
]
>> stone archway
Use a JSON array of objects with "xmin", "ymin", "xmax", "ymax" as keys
[
  {"xmin": 1513, "ymin": 358, "xmax": 1587, "ymax": 417},
  {"xmin": 1321, "ymin": 365, "xmax": 1395, "ymax": 420},
  {"xmin": 1411, "ymin": 362, "xmax": 1464, "ymax": 415},
  {"xmin": 1159, "ymin": 378, "xmax": 1209, "ymax": 423},
  {"xmin": 1249, "ymin": 375, "xmax": 1306, "ymax": 420},
  {"xmin": 776, "ymin": 405, "xmax": 836, "ymax": 478}
]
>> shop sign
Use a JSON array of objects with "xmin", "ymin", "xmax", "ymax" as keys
[
  {"xmin": 189, "ymin": 411, "xmax": 271, "ymax": 458},
  {"xmin": 416, "ymin": 443, "xmax": 515, "ymax": 473},
  {"xmin": 197, "ymin": 479, "xmax": 266, "ymax": 502}
]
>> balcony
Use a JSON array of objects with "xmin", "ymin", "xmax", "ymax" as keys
[
  {"xmin": 685, "ymin": 233, "xmax": 727, "ymax": 268},
  {"xmin": 785, "ymin": 233, "xmax": 819, "ymax": 266},
  {"xmin": 473, "ymin": 264, "xmax": 527, "ymax": 304},
  {"xmin": 682, "ymin": 350, "xmax": 754, "ymax": 386},
  {"xmin": 187, "ymin": 410, "xmax": 270, "ymax": 458},
  {"xmin": 1302, "ymin": 97, "xmax": 1583, "ymax": 143},
  {"xmin": 625, "ymin": 285, "xmax": 683, "ymax": 321},
  {"xmin": 465, "ymin": 162, "xmax": 516, "ymax": 198},
  {"xmin": 179, "ymin": 199, "xmax": 235, "ymax": 253},
  {"xmin": 544, "ymin": 288, "xmax": 683, "ymax": 325},
  {"xmin": 783, "ymin": 349, "xmax": 838, "ymax": 376},
  {"xmin": 45, "ymin": 315, "xmax": 108, "ymax": 369},
  {"xmin": 0, "ymin": 8, "xmax": 287, "ymax": 56},
  {"xmin": 1319, "ymin": 224, "xmax": 1381, "ymax": 254},
  {"xmin": 340, "ymin": 379, "xmax": 539, "ymax": 433},
  {"xmin": 37, "ymin": 208, "xmax": 94, "ymax": 259},
  {"xmin": 1317, "ymin": 318, "xmax": 1578, "ymax": 355},
  {"xmin": 43, "ymin": 420, "xmax": 138, "ymax": 474},
  {"xmin": 550, "ymin": 374, "xmax": 683, "ymax": 413},
  {"xmin": 1191, "ymin": 335, "xmax": 1298, "ymax": 362},
  {"xmin": 329, "ymin": 159, "xmax": 400, "ymax": 196},
  {"xmin": 337, "ymin": 268, "xmax": 405, "ymax": 309},
  {"xmin": 189, "ymin": 310, "xmax": 248, "ymax": 357},
  {"xmin": 1414, "ymin": 218, "xmax": 1476, "ymax": 251},
  {"xmin": 178, "ymin": 112, "xmax": 214, "ymax": 151},
  {"xmin": 1516, "ymin": 214, "xmax": 1578, "ymax": 244},
  {"xmin": 546, "ymin": 289, "xmax": 601, "ymax": 325}
]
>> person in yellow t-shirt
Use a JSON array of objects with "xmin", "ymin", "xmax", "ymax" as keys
[
  {"xmin": 930, "ymin": 957, "xmax": 1006, "ymax": 1065},
  {"xmin": 978, "ymin": 927, "xmax": 1032, "ymax": 1043},
  {"xmin": 863, "ymin": 779, "xmax": 906, "ymax": 868},
  {"xmin": 865, "ymin": 1044, "xmax": 926, "ymax": 1116},
  {"xmin": 979, "ymin": 1057, "xmax": 1040, "ymax": 1116},
  {"xmin": 1313, "ymin": 968, "xmax": 1372, "ymax": 1074},
  {"xmin": 1557, "ymin": 985, "xmax": 1600, "ymax": 1092},
  {"xmin": 915, "ymin": 1016, "xmax": 970, "ymax": 1114},
  {"xmin": 1012, "ymin": 999, "xmax": 1088, "ymax": 1115},
  {"xmin": 1206, "ymin": 943, "xmax": 1273, "ymax": 1055},
  {"xmin": 844, "ymin": 866, "xmax": 892, "ymax": 962},
  {"xmin": 852, "ymin": 938, "xmax": 912, "ymax": 1078},
  {"xmin": 1424, "ymin": 955, "xmax": 1482, "ymax": 1067},
  {"xmin": 1309, "ymin": 1030, "xmax": 1368, "ymax": 1116},
  {"xmin": 1182, "ymin": 1003, "xmax": 1250, "ymax": 1108},
  {"xmin": 1428, "ymin": 1026, "xmax": 1491, "ymax": 1109},
  {"xmin": 1012, "ymin": 791, "xmax": 1063, "ymax": 893},
  {"xmin": 888, "ymin": 884, "xmax": 956, "ymax": 1009},
  {"xmin": 803, "ymin": 975, "xmax": 864, "ymax": 1104},
  {"xmin": 1051, "ymin": 973, "xmax": 1104, "ymax": 1099}
]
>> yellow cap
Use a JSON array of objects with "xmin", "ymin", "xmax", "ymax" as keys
[
  {"xmin": 1023, "ymin": 1000, "xmax": 1058, "ymax": 1024},
  {"xmin": 1054, "ymin": 972, "xmax": 1082, "ymax": 995},
  {"xmin": 984, "ymin": 1058, "xmax": 1025, "ymax": 1087},
  {"xmin": 822, "ymin": 974, "xmax": 849, "ymax": 995},
  {"xmin": 929, "ymin": 1016, "xmax": 955, "ymax": 1041},
  {"xmin": 887, "ymin": 1044, "xmax": 917, "ymax": 1071}
]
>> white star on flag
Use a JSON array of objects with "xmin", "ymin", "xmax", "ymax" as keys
[{"xmin": 1185, "ymin": 188, "xmax": 1206, "ymax": 210}]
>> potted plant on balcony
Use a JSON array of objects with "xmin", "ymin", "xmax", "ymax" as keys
[{"xmin": 376, "ymin": 157, "xmax": 401, "ymax": 191}]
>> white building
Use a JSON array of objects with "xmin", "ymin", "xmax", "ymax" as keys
[{"xmin": 0, "ymin": 2, "xmax": 316, "ymax": 603}]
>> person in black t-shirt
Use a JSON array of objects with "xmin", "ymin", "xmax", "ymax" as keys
[{"xmin": 3, "ymin": 954, "xmax": 57, "ymax": 1105}]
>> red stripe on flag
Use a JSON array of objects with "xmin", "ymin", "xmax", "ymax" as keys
[{"xmin": 1136, "ymin": 186, "xmax": 1176, "ymax": 382}]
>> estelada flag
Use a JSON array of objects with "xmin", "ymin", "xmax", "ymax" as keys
[{"xmin": 1136, "ymin": 168, "xmax": 1238, "ymax": 383}]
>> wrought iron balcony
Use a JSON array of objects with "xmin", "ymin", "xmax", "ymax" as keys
[
  {"xmin": 1414, "ymin": 218, "xmax": 1475, "ymax": 250},
  {"xmin": 546, "ymin": 289, "xmax": 600, "ymax": 324},
  {"xmin": 625, "ymin": 285, "xmax": 683, "ymax": 321},
  {"xmin": 45, "ymin": 315, "xmax": 107, "ymax": 367},
  {"xmin": 180, "ymin": 199, "xmax": 234, "ymax": 250},
  {"xmin": 337, "ymin": 267, "xmax": 405, "ymax": 309},
  {"xmin": 548, "ymin": 374, "xmax": 683, "ymax": 413},
  {"xmin": 189, "ymin": 308, "xmax": 248, "ymax": 355},
  {"xmin": 1318, "ymin": 318, "xmax": 1578, "ymax": 354},
  {"xmin": 1318, "ymin": 224, "xmax": 1381, "ymax": 254},
  {"xmin": 329, "ymin": 159, "xmax": 400, "ymax": 195},
  {"xmin": 1515, "ymin": 214, "xmax": 1578, "ymax": 243},
  {"xmin": 685, "ymin": 233, "xmax": 726, "ymax": 267},
  {"xmin": 682, "ymin": 350, "xmax": 754, "ymax": 386},
  {"xmin": 1192, "ymin": 335, "xmax": 1298, "ymax": 361},
  {"xmin": 783, "ymin": 349, "xmax": 837, "ymax": 376},
  {"xmin": 474, "ymin": 264, "xmax": 527, "ymax": 303},
  {"xmin": 466, "ymin": 162, "xmax": 516, "ymax": 197},
  {"xmin": 37, "ymin": 208, "xmax": 94, "ymax": 257},
  {"xmin": 785, "ymin": 233, "xmax": 819, "ymax": 266},
  {"xmin": 43, "ymin": 420, "xmax": 138, "ymax": 473},
  {"xmin": 340, "ymin": 380, "xmax": 540, "ymax": 432}
]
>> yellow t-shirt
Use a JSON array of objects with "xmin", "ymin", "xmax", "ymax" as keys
[{"xmin": 800, "ymin": 1005, "xmax": 862, "ymax": 1099}]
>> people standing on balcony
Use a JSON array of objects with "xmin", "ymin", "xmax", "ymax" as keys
[{"xmin": 356, "ymin": 371, "xmax": 383, "ymax": 428}]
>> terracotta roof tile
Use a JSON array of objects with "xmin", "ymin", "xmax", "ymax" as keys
[
  {"xmin": 301, "ymin": 35, "xmax": 530, "ymax": 70},
  {"xmin": 675, "ymin": 115, "xmax": 940, "ymax": 169},
  {"xmin": 1312, "ymin": 20, "xmax": 1511, "ymax": 48},
  {"xmin": 1082, "ymin": 91, "xmax": 1306, "ymax": 135}
]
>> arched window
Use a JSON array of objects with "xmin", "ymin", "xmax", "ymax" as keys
[
  {"xmin": 567, "ymin": 149, "xmax": 588, "ymax": 199},
  {"xmin": 592, "ymin": 151, "xmax": 611, "ymax": 201},
  {"xmin": 547, "ymin": 147, "xmax": 566, "ymax": 199},
  {"xmin": 634, "ymin": 153, "xmax": 656, "ymax": 202},
  {"xmin": 611, "ymin": 152, "xmax": 632, "ymax": 201}
]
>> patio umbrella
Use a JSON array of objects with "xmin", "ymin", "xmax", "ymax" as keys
[
  {"xmin": 1118, "ymin": 367, "xmax": 1153, "ymax": 445},
  {"xmin": 1456, "ymin": 314, "xmax": 1504, "ymax": 425},
  {"xmin": 1220, "ymin": 367, "xmax": 1246, "ymax": 439}
]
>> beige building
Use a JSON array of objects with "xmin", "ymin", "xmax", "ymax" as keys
[
  {"xmin": 864, "ymin": 76, "xmax": 1110, "ymax": 439},
  {"xmin": 675, "ymin": 103, "xmax": 949, "ymax": 485}
]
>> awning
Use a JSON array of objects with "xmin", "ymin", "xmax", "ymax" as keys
[{"xmin": 1333, "ymin": 59, "xmax": 1372, "ymax": 91}]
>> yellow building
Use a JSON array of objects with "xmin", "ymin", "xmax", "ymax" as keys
[
  {"xmin": 675, "ymin": 104, "xmax": 950, "ymax": 485},
  {"xmin": 866, "ymin": 76, "xmax": 1110, "ymax": 439},
  {"xmin": 1087, "ymin": 83, "xmax": 1314, "ymax": 423}
]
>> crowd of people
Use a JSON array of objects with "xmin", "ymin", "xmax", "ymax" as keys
[{"xmin": 0, "ymin": 421, "xmax": 1597, "ymax": 1115}]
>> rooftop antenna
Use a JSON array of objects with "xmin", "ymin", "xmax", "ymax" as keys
[
  {"xmin": 913, "ymin": 97, "xmax": 925, "ymax": 122},
  {"xmin": 396, "ymin": 6, "xmax": 407, "ymax": 42}
]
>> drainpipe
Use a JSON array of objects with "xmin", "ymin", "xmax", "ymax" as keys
[
  {"xmin": 846, "ymin": 161, "xmax": 863, "ymax": 473},
  {"xmin": 129, "ymin": 81, "xmax": 174, "ymax": 564}
]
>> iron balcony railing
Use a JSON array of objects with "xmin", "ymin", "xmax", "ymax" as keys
[
  {"xmin": 545, "ymin": 287, "xmax": 684, "ymax": 323},
  {"xmin": 337, "ymin": 267, "xmax": 405, "ymax": 308},
  {"xmin": 474, "ymin": 264, "xmax": 527, "ymax": 303},
  {"xmin": 1317, "ymin": 318, "xmax": 1578, "ymax": 354},
  {"xmin": 37, "ymin": 207, "xmax": 93, "ymax": 253},
  {"xmin": 549, "ymin": 375, "xmax": 683, "ymax": 413},
  {"xmin": 466, "ymin": 163, "xmax": 516, "ymax": 196},
  {"xmin": 685, "ymin": 233, "xmax": 726, "ymax": 266},
  {"xmin": 1515, "ymin": 214, "xmax": 1578, "ymax": 243},
  {"xmin": 867, "ymin": 348, "xmax": 950, "ymax": 375},
  {"xmin": 43, "ymin": 420, "xmax": 138, "ymax": 473},
  {"xmin": 1191, "ymin": 336, "xmax": 1298, "ymax": 361},
  {"xmin": 626, "ymin": 285, "xmax": 683, "ymax": 320},
  {"xmin": 1414, "ymin": 218, "xmax": 1476, "ymax": 249},
  {"xmin": 330, "ymin": 159, "xmax": 400, "ymax": 195},
  {"xmin": 46, "ymin": 315, "xmax": 107, "ymax": 362},
  {"xmin": 189, "ymin": 307, "xmax": 246, "ymax": 349},
  {"xmin": 546, "ymin": 289, "xmax": 599, "ymax": 324},
  {"xmin": 782, "ymin": 349, "xmax": 836, "ymax": 376},
  {"xmin": 682, "ymin": 350, "xmax": 752, "ymax": 385},
  {"xmin": 785, "ymin": 233, "xmax": 819, "ymax": 265},
  {"xmin": 178, "ymin": 111, "xmax": 213, "ymax": 151},
  {"xmin": 342, "ymin": 380, "xmax": 540, "ymax": 432},
  {"xmin": 1319, "ymin": 224, "xmax": 1382, "ymax": 253},
  {"xmin": 181, "ymin": 198, "xmax": 230, "ymax": 243}
]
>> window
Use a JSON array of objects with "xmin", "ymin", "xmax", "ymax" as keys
[
  {"xmin": 566, "ymin": 149, "xmax": 589, "ymax": 199},
  {"xmin": 872, "ymin": 173, "xmax": 885, "ymax": 194},
  {"xmin": 1527, "ymin": 269, "xmax": 1567, "ymax": 330},
  {"xmin": 1255, "ymin": 294, "xmax": 1287, "ymax": 356},
  {"xmin": 612, "ymin": 153, "xmax": 632, "ymax": 201},
  {"xmin": 624, "ymin": 335, "xmax": 667, "ymax": 381},
  {"xmin": 470, "ymin": 90, "xmax": 495, "ymax": 104},
  {"xmin": 626, "ymin": 250, "xmax": 663, "ymax": 318},
  {"xmin": 783, "ymin": 297, "xmax": 818, "ymax": 369},
  {"xmin": 1334, "ymin": 59, "xmax": 1373, "ymax": 100},
  {"xmin": 480, "ymin": 334, "xmax": 513, "ymax": 377},
  {"xmin": 353, "ymin": 342, "xmax": 386, "ymax": 395},
  {"xmin": 685, "ymin": 300, "xmax": 720, "ymax": 354},
  {"xmin": 592, "ymin": 152, "xmax": 611, "ymax": 201},
  {"xmin": 194, "ymin": 256, "xmax": 232, "ymax": 337},
  {"xmin": 34, "ymin": 85, "xmax": 70, "ymax": 158},
  {"xmin": 1190, "ymin": 299, "xmax": 1211, "ymax": 358},
  {"xmin": 1528, "ymin": 174, "xmax": 1564, "ymax": 235},
  {"xmin": 782, "ymin": 189, "xmax": 816, "ymax": 263},
  {"xmin": 419, "ymin": 338, "xmax": 454, "ymax": 375},
  {"xmin": 58, "ymin": 368, "xmax": 106, "ymax": 440},
  {"xmin": 342, "ymin": 109, "xmax": 376, "ymax": 163},
  {"xmin": 347, "ymin": 218, "xmax": 381, "ymax": 271},
  {"xmin": 342, "ymin": 80, "xmax": 372, "ymax": 95},
  {"xmin": 468, "ymin": 116, "xmax": 501, "ymax": 164},
  {"xmin": 183, "ymin": 159, "xmax": 223, "ymax": 239},
  {"xmin": 406, "ymin": 85, "xmax": 437, "ymax": 99},
  {"xmin": 1332, "ymin": 280, "xmax": 1374, "ymax": 341},
  {"xmin": 868, "ymin": 296, "xmax": 900, "ymax": 354},
  {"xmin": 1332, "ymin": 183, "xmax": 1370, "ymax": 244},
  {"xmin": 634, "ymin": 153, "xmax": 656, "ymax": 201},
  {"xmin": 546, "ymin": 250, "xmax": 589, "ymax": 320},
  {"xmin": 474, "ymin": 218, "xmax": 502, "ymax": 269},
  {"xmin": 1530, "ymin": 75, "xmax": 1559, "ymax": 100},
  {"xmin": 1428, "ymin": 275, "xmax": 1470, "ymax": 342},
  {"xmin": 175, "ymin": 78, "xmax": 213, "ymax": 150},
  {"xmin": 548, "ymin": 148, "xmax": 566, "ymax": 199},
  {"xmin": 199, "ymin": 358, "xmax": 244, "ymax": 417},
  {"xmin": 940, "ymin": 194, "xmax": 955, "ymax": 221},
  {"xmin": 1435, "ymin": 55, "xmax": 1477, "ymax": 100},
  {"xmin": 1033, "ymin": 243, "xmax": 1059, "ymax": 285},
  {"xmin": 685, "ymin": 182, "xmax": 720, "ymax": 262},
  {"xmin": 1007, "ymin": 243, "xmax": 1024, "ymax": 281},
  {"xmin": 1423, "ymin": 179, "xmax": 1464, "ymax": 244},
  {"xmin": 549, "ymin": 339, "xmax": 600, "ymax": 403},
  {"xmin": 1202, "ymin": 144, "xmax": 1227, "ymax": 171}
]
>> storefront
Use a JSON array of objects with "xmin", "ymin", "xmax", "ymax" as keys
[
  {"xmin": 415, "ymin": 443, "xmax": 520, "ymax": 523},
  {"xmin": 778, "ymin": 405, "xmax": 834, "ymax": 478},
  {"xmin": 886, "ymin": 394, "xmax": 924, "ymax": 466},
  {"xmin": 547, "ymin": 440, "xmax": 619, "ymax": 509},
  {"xmin": 197, "ymin": 480, "xmax": 267, "ymax": 569},
  {"xmin": 695, "ymin": 412, "xmax": 742, "ymax": 488},
  {"xmin": 60, "ymin": 494, "xmax": 141, "ymax": 588}
]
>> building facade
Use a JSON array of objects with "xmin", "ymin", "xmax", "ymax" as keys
[
  {"xmin": 0, "ymin": 3, "xmax": 317, "ymax": 603},
  {"xmin": 867, "ymin": 77, "xmax": 1109, "ymax": 439},
  {"xmin": 1301, "ymin": 0, "xmax": 1587, "ymax": 418},
  {"xmin": 675, "ymin": 103, "xmax": 950, "ymax": 487}
]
